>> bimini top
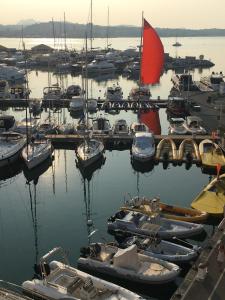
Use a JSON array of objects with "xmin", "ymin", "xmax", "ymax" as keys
[{"xmin": 135, "ymin": 132, "xmax": 154, "ymax": 138}]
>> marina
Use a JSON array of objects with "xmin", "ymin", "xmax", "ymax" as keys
[{"xmin": 0, "ymin": 2, "xmax": 225, "ymax": 299}]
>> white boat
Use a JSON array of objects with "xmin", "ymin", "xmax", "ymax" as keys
[
  {"xmin": 78, "ymin": 243, "xmax": 180, "ymax": 284},
  {"xmin": 129, "ymin": 86, "xmax": 151, "ymax": 101},
  {"xmin": 0, "ymin": 80, "xmax": 9, "ymax": 99},
  {"xmin": 132, "ymin": 132, "xmax": 155, "ymax": 162},
  {"xmin": 84, "ymin": 55, "xmax": 116, "ymax": 74},
  {"xmin": 0, "ymin": 132, "xmax": 26, "ymax": 168},
  {"xmin": 183, "ymin": 116, "xmax": 207, "ymax": 135},
  {"xmin": 113, "ymin": 119, "xmax": 129, "ymax": 135},
  {"xmin": 130, "ymin": 122, "xmax": 149, "ymax": 134},
  {"xmin": 22, "ymin": 139, "xmax": 53, "ymax": 170},
  {"xmin": 118, "ymin": 236, "xmax": 200, "ymax": 264},
  {"xmin": 0, "ymin": 64, "xmax": 25, "ymax": 81},
  {"xmin": 105, "ymin": 84, "xmax": 123, "ymax": 101},
  {"xmin": 92, "ymin": 117, "xmax": 111, "ymax": 134},
  {"xmin": 76, "ymin": 139, "xmax": 104, "ymax": 167},
  {"xmin": 69, "ymin": 96, "xmax": 85, "ymax": 112},
  {"xmin": 43, "ymin": 86, "xmax": 63, "ymax": 101},
  {"xmin": 168, "ymin": 118, "xmax": 188, "ymax": 135},
  {"xmin": 200, "ymin": 72, "xmax": 224, "ymax": 91},
  {"xmin": 108, "ymin": 210, "xmax": 204, "ymax": 239},
  {"xmin": 22, "ymin": 247, "xmax": 142, "ymax": 300}
]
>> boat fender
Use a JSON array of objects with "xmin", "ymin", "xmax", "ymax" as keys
[
  {"xmin": 163, "ymin": 152, "xmax": 169, "ymax": 161},
  {"xmin": 186, "ymin": 152, "xmax": 193, "ymax": 162}
]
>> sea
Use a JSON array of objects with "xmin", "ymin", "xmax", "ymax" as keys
[{"xmin": 0, "ymin": 36, "xmax": 224, "ymax": 299}]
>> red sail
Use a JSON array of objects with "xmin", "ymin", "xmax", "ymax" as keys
[{"xmin": 141, "ymin": 19, "xmax": 164, "ymax": 84}]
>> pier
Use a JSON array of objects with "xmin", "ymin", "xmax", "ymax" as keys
[{"xmin": 171, "ymin": 217, "xmax": 225, "ymax": 300}]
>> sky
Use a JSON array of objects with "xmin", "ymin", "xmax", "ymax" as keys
[{"xmin": 1, "ymin": 0, "xmax": 225, "ymax": 29}]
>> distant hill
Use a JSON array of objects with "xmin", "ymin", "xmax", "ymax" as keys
[
  {"xmin": 0, "ymin": 22, "xmax": 225, "ymax": 38},
  {"xmin": 17, "ymin": 19, "xmax": 37, "ymax": 26}
]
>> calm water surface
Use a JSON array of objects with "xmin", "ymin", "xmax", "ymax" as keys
[{"xmin": 0, "ymin": 36, "xmax": 224, "ymax": 299}]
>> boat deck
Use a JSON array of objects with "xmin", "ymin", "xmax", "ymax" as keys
[{"xmin": 171, "ymin": 217, "xmax": 225, "ymax": 300}]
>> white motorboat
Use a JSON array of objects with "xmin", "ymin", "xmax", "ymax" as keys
[
  {"xmin": 0, "ymin": 80, "xmax": 9, "ymax": 99},
  {"xmin": 183, "ymin": 116, "xmax": 207, "ymax": 135},
  {"xmin": 78, "ymin": 243, "xmax": 180, "ymax": 284},
  {"xmin": 108, "ymin": 210, "xmax": 204, "ymax": 239},
  {"xmin": 130, "ymin": 122, "xmax": 149, "ymax": 134},
  {"xmin": 76, "ymin": 139, "xmax": 104, "ymax": 167},
  {"xmin": 113, "ymin": 119, "xmax": 129, "ymax": 135},
  {"xmin": 0, "ymin": 64, "xmax": 25, "ymax": 81},
  {"xmin": 66, "ymin": 85, "xmax": 82, "ymax": 98},
  {"xmin": 43, "ymin": 86, "xmax": 63, "ymax": 101},
  {"xmin": 69, "ymin": 96, "xmax": 85, "ymax": 112},
  {"xmin": 0, "ymin": 132, "xmax": 26, "ymax": 167},
  {"xmin": 22, "ymin": 247, "xmax": 142, "ymax": 300},
  {"xmin": 84, "ymin": 55, "xmax": 116, "ymax": 74},
  {"xmin": 118, "ymin": 236, "xmax": 200, "ymax": 264},
  {"xmin": 132, "ymin": 132, "xmax": 155, "ymax": 162},
  {"xmin": 22, "ymin": 139, "xmax": 53, "ymax": 170},
  {"xmin": 105, "ymin": 84, "xmax": 123, "ymax": 101},
  {"xmin": 168, "ymin": 118, "xmax": 188, "ymax": 135},
  {"xmin": 92, "ymin": 117, "xmax": 111, "ymax": 134},
  {"xmin": 200, "ymin": 71, "xmax": 224, "ymax": 91},
  {"xmin": 129, "ymin": 86, "xmax": 151, "ymax": 101}
]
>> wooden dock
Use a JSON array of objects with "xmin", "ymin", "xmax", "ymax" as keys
[{"xmin": 171, "ymin": 217, "xmax": 225, "ymax": 300}]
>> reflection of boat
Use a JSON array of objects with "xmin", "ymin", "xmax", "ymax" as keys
[
  {"xmin": 191, "ymin": 174, "xmax": 225, "ymax": 216},
  {"xmin": 23, "ymin": 247, "xmax": 141, "ymax": 300},
  {"xmin": 0, "ymin": 80, "xmax": 9, "ymax": 98},
  {"xmin": 200, "ymin": 72, "xmax": 224, "ymax": 91},
  {"xmin": 171, "ymin": 73, "xmax": 199, "ymax": 92},
  {"xmin": 0, "ymin": 160, "xmax": 23, "ymax": 182},
  {"xmin": 131, "ymin": 132, "xmax": 155, "ymax": 162},
  {"xmin": 105, "ymin": 84, "xmax": 123, "ymax": 101},
  {"xmin": 129, "ymin": 86, "xmax": 151, "ymax": 101},
  {"xmin": 69, "ymin": 96, "xmax": 85, "ymax": 112},
  {"xmin": 155, "ymin": 138, "xmax": 177, "ymax": 162},
  {"xmin": 167, "ymin": 97, "xmax": 189, "ymax": 117},
  {"xmin": 131, "ymin": 158, "xmax": 155, "ymax": 173},
  {"xmin": 113, "ymin": 119, "xmax": 129, "ymax": 135},
  {"xmin": 43, "ymin": 86, "xmax": 63, "ymax": 101},
  {"xmin": 139, "ymin": 109, "xmax": 161, "ymax": 135},
  {"xmin": 184, "ymin": 116, "xmax": 207, "ymax": 135},
  {"xmin": 0, "ymin": 132, "xmax": 26, "ymax": 168},
  {"xmin": 92, "ymin": 117, "xmax": 111, "ymax": 134},
  {"xmin": 121, "ymin": 196, "xmax": 208, "ymax": 223},
  {"xmin": 66, "ymin": 84, "xmax": 82, "ymax": 98},
  {"xmin": 199, "ymin": 139, "xmax": 225, "ymax": 170},
  {"xmin": 23, "ymin": 156, "xmax": 52, "ymax": 183},
  {"xmin": 130, "ymin": 122, "xmax": 149, "ymax": 134},
  {"xmin": 78, "ymin": 243, "xmax": 180, "ymax": 284},
  {"xmin": 178, "ymin": 138, "xmax": 201, "ymax": 163},
  {"xmin": 168, "ymin": 118, "xmax": 188, "ymax": 135},
  {"xmin": 0, "ymin": 115, "xmax": 16, "ymax": 132},
  {"xmin": 108, "ymin": 209, "xmax": 204, "ymax": 239}
]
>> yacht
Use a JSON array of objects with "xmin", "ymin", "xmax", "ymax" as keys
[
  {"xmin": 129, "ymin": 86, "xmax": 151, "ymax": 101},
  {"xmin": 105, "ymin": 84, "xmax": 123, "ymax": 101},
  {"xmin": 84, "ymin": 55, "xmax": 116, "ymax": 74},
  {"xmin": 0, "ymin": 132, "xmax": 26, "ymax": 167},
  {"xmin": 184, "ymin": 116, "xmax": 207, "ymax": 135},
  {"xmin": 132, "ymin": 132, "xmax": 155, "ymax": 162},
  {"xmin": 171, "ymin": 73, "xmax": 199, "ymax": 92},
  {"xmin": 0, "ymin": 80, "xmax": 9, "ymax": 99},
  {"xmin": 168, "ymin": 118, "xmax": 188, "ymax": 135},
  {"xmin": 92, "ymin": 117, "xmax": 111, "ymax": 134},
  {"xmin": 200, "ymin": 71, "xmax": 224, "ymax": 91},
  {"xmin": 76, "ymin": 139, "xmax": 104, "ymax": 167},
  {"xmin": 22, "ymin": 247, "xmax": 142, "ymax": 300},
  {"xmin": 113, "ymin": 119, "xmax": 129, "ymax": 135},
  {"xmin": 43, "ymin": 86, "xmax": 63, "ymax": 101},
  {"xmin": 0, "ymin": 64, "xmax": 25, "ymax": 81}
]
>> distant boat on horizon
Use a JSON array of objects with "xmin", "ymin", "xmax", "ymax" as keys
[{"xmin": 173, "ymin": 36, "xmax": 182, "ymax": 47}]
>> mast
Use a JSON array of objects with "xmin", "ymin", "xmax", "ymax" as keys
[
  {"xmin": 139, "ymin": 11, "xmax": 144, "ymax": 86},
  {"xmin": 106, "ymin": 6, "xmax": 109, "ymax": 50},
  {"xmin": 90, "ymin": 0, "xmax": 93, "ymax": 51},
  {"xmin": 52, "ymin": 18, "xmax": 56, "ymax": 49},
  {"xmin": 63, "ymin": 12, "xmax": 67, "ymax": 51}
]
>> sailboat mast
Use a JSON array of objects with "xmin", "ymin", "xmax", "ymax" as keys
[
  {"xmin": 63, "ymin": 12, "xmax": 67, "ymax": 51},
  {"xmin": 52, "ymin": 18, "xmax": 56, "ymax": 49},
  {"xmin": 106, "ymin": 6, "xmax": 109, "ymax": 50},
  {"xmin": 85, "ymin": 34, "xmax": 89, "ymax": 128},
  {"xmin": 90, "ymin": 0, "xmax": 93, "ymax": 51},
  {"xmin": 139, "ymin": 12, "xmax": 144, "ymax": 86}
]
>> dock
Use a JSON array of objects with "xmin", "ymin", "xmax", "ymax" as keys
[{"xmin": 171, "ymin": 217, "xmax": 225, "ymax": 300}]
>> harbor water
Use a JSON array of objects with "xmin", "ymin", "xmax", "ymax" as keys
[{"xmin": 0, "ymin": 36, "xmax": 225, "ymax": 299}]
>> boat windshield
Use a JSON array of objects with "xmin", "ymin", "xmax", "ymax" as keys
[{"xmin": 135, "ymin": 136, "xmax": 154, "ymax": 149}]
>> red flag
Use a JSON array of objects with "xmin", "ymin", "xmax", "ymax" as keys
[
  {"xmin": 141, "ymin": 19, "xmax": 164, "ymax": 84},
  {"xmin": 216, "ymin": 164, "xmax": 221, "ymax": 180}
]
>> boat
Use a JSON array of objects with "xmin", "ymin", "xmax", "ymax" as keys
[
  {"xmin": 191, "ymin": 174, "xmax": 225, "ymax": 216},
  {"xmin": 129, "ymin": 86, "xmax": 151, "ymax": 101},
  {"xmin": 178, "ymin": 138, "xmax": 201, "ymax": 163},
  {"xmin": 22, "ymin": 139, "xmax": 53, "ymax": 170},
  {"xmin": 172, "ymin": 37, "xmax": 182, "ymax": 47},
  {"xmin": 121, "ymin": 196, "xmax": 208, "ymax": 223},
  {"xmin": 0, "ymin": 284, "xmax": 33, "ymax": 300},
  {"xmin": 0, "ymin": 132, "xmax": 26, "ymax": 168},
  {"xmin": 116, "ymin": 235, "xmax": 201, "ymax": 264},
  {"xmin": 0, "ymin": 80, "xmax": 9, "ymax": 99},
  {"xmin": 105, "ymin": 84, "xmax": 123, "ymax": 101},
  {"xmin": 76, "ymin": 139, "xmax": 104, "ymax": 168},
  {"xmin": 167, "ymin": 97, "xmax": 189, "ymax": 117},
  {"xmin": 15, "ymin": 117, "xmax": 38, "ymax": 134},
  {"xmin": 108, "ymin": 209, "xmax": 204, "ymax": 239},
  {"xmin": 184, "ymin": 116, "xmax": 207, "ymax": 135},
  {"xmin": 130, "ymin": 122, "xmax": 149, "ymax": 134},
  {"xmin": 200, "ymin": 72, "xmax": 224, "ymax": 91},
  {"xmin": 155, "ymin": 138, "xmax": 177, "ymax": 162},
  {"xmin": 168, "ymin": 118, "xmax": 188, "ymax": 135},
  {"xmin": 66, "ymin": 85, "xmax": 82, "ymax": 98},
  {"xmin": 84, "ymin": 55, "xmax": 116, "ymax": 74},
  {"xmin": 0, "ymin": 115, "xmax": 16, "ymax": 132},
  {"xmin": 22, "ymin": 247, "xmax": 142, "ymax": 300},
  {"xmin": 199, "ymin": 139, "xmax": 225, "ymax": 170},
  {"xmin": 113, "ymin": 119, "xmax": 129, "ymax": 135},
  {"xmin": 43, "ymin": 86, "xmax": 63, "ymax": 101},
  {"xmin": 171, "ymin": 73, "xmax": 199, "ymax": 92},
  {"xmin": 69, "ymin": 96, "xmax": 85, "ymax": 112},
  {"xmin": 0, "ymin": 64, "xmax": 25, "ymax": 81},
  {"xmin": 92, "ymin": 117, "xmax": 111, "ymax": 134},
  {"xmin": 131, "ymin": 132, "xmax": 155, "ymax": 162},
  {"xmin": 78, "ymin": 243, "xmax": 180, "ymax": 284},
  {"xmin": 87, "ymin": 99, "xmax": 98, "ymax": 112}
]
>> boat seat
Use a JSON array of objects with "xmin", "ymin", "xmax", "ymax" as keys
[
  {"xmin": 67, "ymin": 276, "xmax": 84, "ymax": 293},
  {"xmin": 80, "ymin": 277, "xmax": 97, "ymax": 299},
  {"xmin": 139, "ymin": 223, "xmax": 161, "ymax": 232},
  {"xmin": 139, "ymin": 261, "xmax": 165, "ymax": 276}
]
